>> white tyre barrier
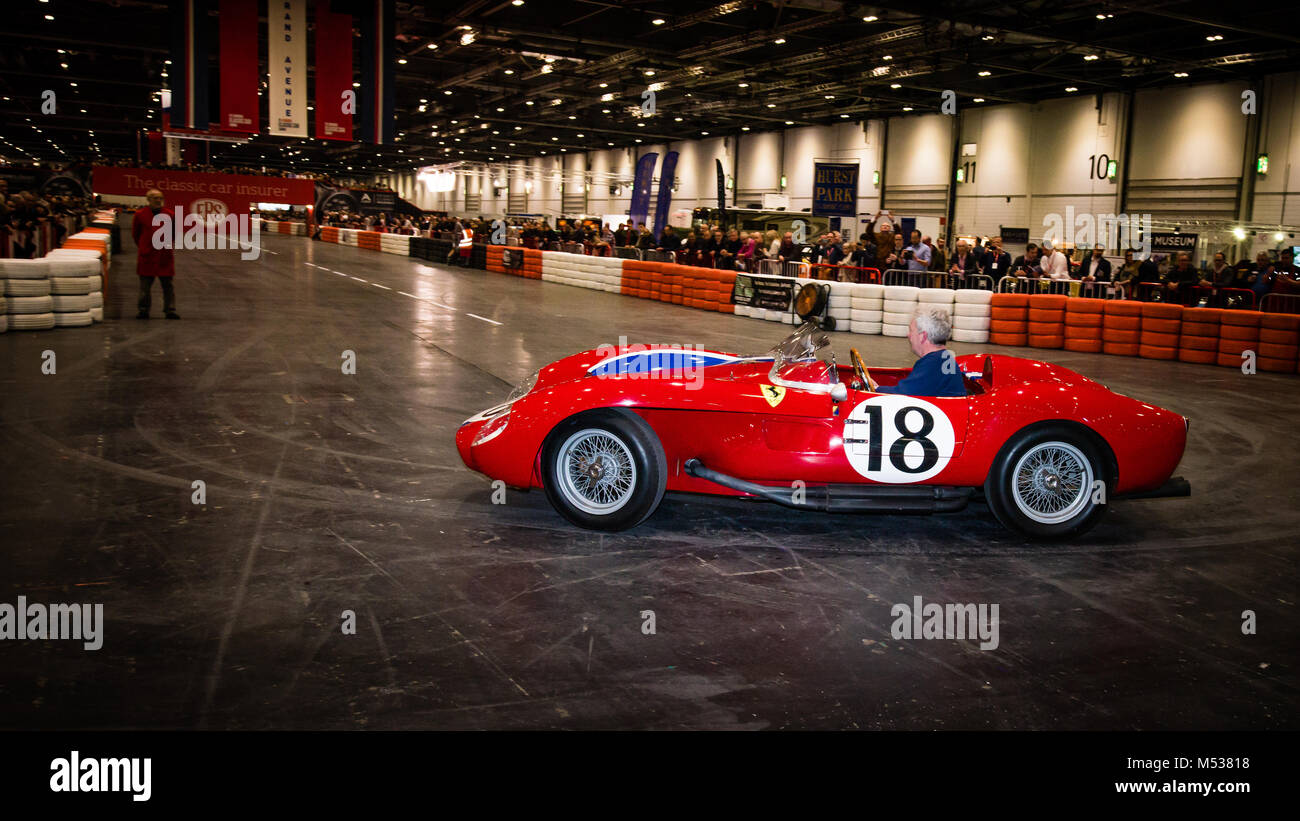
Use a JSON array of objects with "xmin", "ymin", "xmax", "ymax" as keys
[
  {"xmin": 883, "ymin": 299, "xmax": 919, "ymax": 314},
  {"xmin": 883, "ymin": 285, "xmax": 919, "ymax": 301},
  {"xmin": 882, "ymin": 323, "xmax": 910, "ymax": 337},
  {"xmin": 88, "ymin": 291, "xmax": 103, "ymax": 309},
  {"xmin": 950, "ymin": 328, "xmax": 990, "ymax": 343},
  {"xmin": 90, "ymin": 306, "xmax": 103, "ymax": 322},
  {"xmin": 46, "ymin": 258, "xmax": 99, "ymax": 277},
  {"xmin": 953, "ymin": 315, "xmax": 991, "ymax": 331},
  {"xmin": 51, "ymin": 275, "xmax": 100, "ymax": 295},
  {"xmin": 849, "ymin": 320, "xmax": 883, "ymax": 335},
  {"xmin": 5, "ymin": 278, "xmax": 51, "ymax": 297},
  {"xmin": 0, "ymin": 313, "xmax": 7, "ymax": 333},
  {"xmin": 9, "ymin": 312, "xmax": 56, "ymax": 330},
  {"xmin": 953, "ymin": 302, "xmax": 993, "ymax": 317},
  {"xmin": 917, "ymin": 289, "xmax": 956, "ymax": 305},
  {"xmin": 8, "ymin": 295, "xmax": 54, "ymax": 313},
  {"xmin": 54, "ymin": 310, "xmax": 94, "ymax": 327},
  {"xmin": 51, "ymin": 294, "xmax": 93, "ymax": 312},
  {"xmin": 849, "ymin": 308, "xmax": 883, "ymax": 323},
  {"xmin": 954, "ymin": 288, "xmax": 994, "ymax": 304},
  {"xmin": 883, "ymin": 311, "xmax": 914, "ymax": 325},
  {"xmin": 0, "ymin": 259, "xmax": 50, "ymax": 278}
]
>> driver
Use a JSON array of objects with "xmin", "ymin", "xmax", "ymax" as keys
[{"xmin": 866, "ymin": 308, "xmax": 966, "ymax": 397}]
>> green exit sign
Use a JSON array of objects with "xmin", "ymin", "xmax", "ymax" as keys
[
  {"xmin": 1106, "ymin": 160, "xmax": 1117, "ymax": 179},
  {"xmin": 1257, "ymin": 153, "xmax": 1269, "ymax": 175}
]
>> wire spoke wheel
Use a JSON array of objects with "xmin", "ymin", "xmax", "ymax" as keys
[
  {"xmin": 556, "ymin": 428, "xmax": 638, "ymax": 515},
  {"xmin": 1011, "ymin": 442, "xmax": 1093, "ymax": 525}
]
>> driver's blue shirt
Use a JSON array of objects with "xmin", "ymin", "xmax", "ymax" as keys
[{"xmin": 875, "ymin": 349, "xmax": 965, "ymax": 397}]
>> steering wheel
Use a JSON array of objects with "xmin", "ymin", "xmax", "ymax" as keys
[{"xmin": 849, "ymin": 348, "xmax": 876, "ymax": 392}]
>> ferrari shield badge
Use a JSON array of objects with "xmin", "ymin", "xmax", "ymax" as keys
[{"xmin": 760, "ymin": 384, "xmax": 786, "ymax": 407}]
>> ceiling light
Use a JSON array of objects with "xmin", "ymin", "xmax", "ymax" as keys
[
  {"xmin": 397, "ymin": 58, "xmax": 407, "ymax": 65},
  {"xmin": 766, "ymin": 103, "xmax": 776, "ymax": 108},
  {"xmin": 444, "ymin": 89, "xmax": 453, "ymax": 95},
  {"xmin": 353, "ymin": 82, "xmax": 361, "ymax": 87},
  {"xmin": 738, "ymin": 82, "xmax": 749, "ymax": 88},
  {"xmin": 982, "ymin": 34, "xmax": 995, "ymax": 41},
  {"xmin": 540, "ymin": 64, "xmax": 553, "ymax": 73},
  {"xmin": 460, "ymin": 31, "xmax": 476, "ymax": 45},
  {"xmin": 978, "ymin": 70, "xmax": 991, "ymax": 76},
  {"xmin": 644, "ymin": 69, "xmax": 655, "ymax": 76},
  {"xmin": 1084, "ymin": 54, "xmax": 1099, "ymax": 61},
  {"xmin": 652, "ymin": 18, "xmax": 665, "ymax": 25},
  {"xmin": 840, "ymin": 114, "xmax": 849, "ymax": 118},
  {"xmin": 599, "ymin": 82, "xmax": 608, "ymax": 88},
  {"xmin": 1065, "ymin": 86, "xmax": 1078, "ymax": 92},
  {"xmin": 902, "ymin": 106, "xmax": 913, "ymax": 111},
  {"xmin": 882, "ymin": 55, "xmax": 892, "ymax": 60},
  {"xmin": 674, "ymin": 116, "xmax": 683, "ymax": 121},
  {"xmin": 863, "ymin": 15, "xmax": 878, "ymax": 22},
  {"xmin": 427, "ymin": 43, "xmax": 438, "ymax": 50},
  {"xmin": 741, "ymin": 126, "xmax": 750, "ymax": 131},
  {"xmin": 1173, "ymin": 71, "xmax": 1189, "ymax": 78},
  {"xmin": 784, "ymin": 120, "xmax": 794, "ymax": 125},
  {"xmin": 577, "ymin": 133, "xmax": 584, "ymax": 137},
  {"xmin": 635, "ymin": 139, "xmax": 642, "ymax": 143},
  {"xmin": 973, "ymin": 97, "xmax": 984, "ymax": 103},
  {"xmin": 890, "ymin": 83, "xmax": 901, "ymax": 89},
  {"xmin": 512, "ymin": 0, "xmax": 524, "ymax": 5},
  {"xmin": 701, "ymin": 131, "xmax": 709, "ymax": 135},
  {"xmin": 774, "ymin": 38, "xmax": 786, "ymax": 44},
  {"xmin": 1206, "ymin": 34, "xmax": 1223, "ymax": 41}
]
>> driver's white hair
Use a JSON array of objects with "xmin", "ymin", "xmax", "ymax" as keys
[{"xmin": 913, "ymin": 306, "xmax": 952, "ymax": 345}]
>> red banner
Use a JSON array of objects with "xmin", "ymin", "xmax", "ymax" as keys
[
  {"xmin": 315, "ymin": 0, "xmax": 353, "ymax": 140},
  {"xmin": 219, "ymin": 0, "xmax": 259, "ymax": 133},
  {"xmin": 91, "ymin": 166, "xmax": 315, "ymax": 215}
]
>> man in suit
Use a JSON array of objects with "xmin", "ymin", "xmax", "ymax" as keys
[
  {"xmin": 1078, "ymin": 244, "xmax": 1112, "ymax": 282},
  {"xmin": 1013, "ymin": 242, "xmax": 1042, "ymax": 276},
  {"xmin": 947, "ymin": 239, "xmax": 980, "ymax": 278}
]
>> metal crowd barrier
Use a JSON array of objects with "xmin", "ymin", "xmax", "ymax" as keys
[
  {"xmin": 809, "ymin": 263, "xmax": 883, "ymax": 284},
  {"xmin": 782, "ymin": 261, "xmax": 810, "ymax": 278},
  {"xmin": 1260, "ymin": 292, "xmax": 1300, "ymax": 314},
  {"xmin": 996, "ymin": 275, "xmax": 1122, "ymax": 298},
  {"xmin": 882, "ymin": 268, "xmax": 930, "ymax": 288},
  {"xmin": 614, "ymin": 246, "xmax": 641, "ymax": 260},
  {"xmin": 1186, "ymin": 285, "xmax": 1257, "ymax": 309},
  {"xmin": 757, "ymin": 259, "xmax": 783, "ymax": 277},
  {"xmin": 642, "ymin": 249, "xmax": 676, "ymax": 263}
]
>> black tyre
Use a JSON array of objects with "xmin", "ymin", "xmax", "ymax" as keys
[
  {"xmin": 541, "ymin": 409, "xmax": 667, "ymax": 531},
  {"xmin": 984, "ymin": 423, "xmax": 1111, "ymax": 539},
  {"xmin": 822, "ymin": 315, "xmax": 837, "ymax": 331}
]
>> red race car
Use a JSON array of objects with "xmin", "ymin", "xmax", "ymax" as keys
[{"xmin": 457, "ymin": 322, "xmax": 1190, "ymax": 539}]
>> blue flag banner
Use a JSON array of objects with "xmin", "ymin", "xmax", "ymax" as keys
[
  {"xmin": 629, "ymin": 152, "xmax": 659, "ymax": 232},
  {"xmin": 812, "ymin": 162, "xmax": 858, "ymax": 217},
  {"xmin": 652, "ymin": 151, "xmax": 679, "ymax": 240}
]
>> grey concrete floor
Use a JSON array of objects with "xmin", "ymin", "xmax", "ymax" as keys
[{"xmin": 0, "ymin": 224, "xmax": 1296, "ymax": 730}]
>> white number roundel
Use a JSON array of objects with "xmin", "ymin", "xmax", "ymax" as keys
[{"xmin": 844, "ymin": 395, "xmax": 956, "ymax": 483}]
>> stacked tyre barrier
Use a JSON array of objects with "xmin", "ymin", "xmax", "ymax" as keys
[
  {"xmin": 1177, "ymin": 308, "xmax": 1221, "ymax": 365},
  {"xmin": 1258, "ymin": 313, "xmax": 1300, "ymax": 373},
  {"xmin": 1027, "ymin": 294, "xmax": 1067, "ymax": 349},
  {"xmin": 48, "ymin": 256, "xmax": 103, "ymax": 327},
  {"xmin": 621, "ymin": 261, "xmax": 736, "ymax": 314},
  {"xmin": 989, "ymin": 293, "xmax": 1029, "ymax": 346},
  {"xmin": 882, "ymin": 286, "xmax": 919, "ymax": 337},
  {"xmin": 320, "ymin": 226, "xmax": 340, "ymax": 243},
  {"xmin": 1101, "ymin": 300, "xmax": 1142, "ymax": 357},
  {"xmin": 2, "ymin": 259, "xmax": 56, "ymax": 331},
  {"xmin": 1063, "ymin": 298, "xmax": 1105, "ymax": 353},
  {"xmin": 357, "ymin": 231, "xmax": 382, "ymax": 252},
  {"xmin": 951, "ymin": 289, "xmax": 992, "ymax": 343},
  {"xmin": 848, "ymin": 284, "xmax": 885, "ymax": 334},
  {"xmin": 379, "ymin": 233, "xmax": 410, "ymax": 256},
  {"xmin": 1138, "ymin": 302, "xmax": 1182, "ymax": 360},
  {"xmin": 485, "ymin": 245, "xmax": 507, "ymax": 274},
  {"xmin": 542, "ymin": 252, "xmax": 624, "ymax": 294},
  {"xmin": 1217, "ymin": 311, "xmax": 1259, "ymax": 369}
]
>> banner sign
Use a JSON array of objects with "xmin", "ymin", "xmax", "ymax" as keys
[
  {"xmin": 1150, "ymin": 232, "xmax": 1198, "ymax": 254},
  {"xmin": 651, "ymin": 151, "xmax": 678, "ymax": 240},
  {"xmin": 92, "ymin": 166, "xmax": 315, "ymax": 216},
  {"xmin": 731, "ymin": 273, "xmax": 795, "ymax": 310},
  {"xmin": 1000, "ymin": 227, "xmax": 1030, "ymax": 245},
  {"xmin": 169, "ymin": 0, "xmax": 212, "ymax": 130},
  {"xmin": 218, "ymin": 0, "xmax": 258, "ymax": 133},
  {"xmin": 267, "ymin": 0, "xmax": 308, "ymax": 136},
  {"xmin": 628, "ymin": 152, "xmax": 658, "ymax": 231},
  {"xmin": 715, "ymin": 158, "xmax": 726, "ymax": 216},
  {"xmin": 314, "ymin": 0, "xmax": 353, "ymax": 141},
  {"xmin": 358, "ymin": 0, "xmax": 395, "ymax": 144},
  {"xmin": 812, "ymin": 162, "xmax": 858, "ymax": 217}
]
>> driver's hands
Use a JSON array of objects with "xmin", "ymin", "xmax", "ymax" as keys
[{"xmin": 866, "ymin": 376, "xmax": 879, "ymax": 392}]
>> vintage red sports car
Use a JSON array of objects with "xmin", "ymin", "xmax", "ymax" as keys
[{"xmin": 456, "ymin": 322, "xmax": 1190, "ymax": 539}]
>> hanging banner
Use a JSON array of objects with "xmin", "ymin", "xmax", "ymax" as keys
[
  {"xmin": 314, "ymin": 0, "xmax": 354, "ymax": 140},
  {"xmin": 169, "ymin": 0, "xmax": 211, "ymax": 130},
  {"xmin": 358, "ymin": 0, "xmax": 395, "ymax": 144},
  {"xmin": 267, "ymin": 0, "xmax": 308, "ymax": 137},
  {"xmin": 651, "ymin": 151, "xmax": 679, "ymax": 240},
  {"xmin": 628, "ymin": 152, "xmax": 659, "ymax": 231},
  {"xmin": 812, "ymin": 162, "xmax": 858, "ymax": 217},
  {"xmin": 92, "ymin": 166, "xmax": 315, "ymax": 214},
  {"xmin": 218, "ymin": 0, "xmax": 258, "ymax": 133}
]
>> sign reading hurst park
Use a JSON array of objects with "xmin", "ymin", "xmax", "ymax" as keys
[{"xmin": 812, "ymin": 162, "xmax": 859, "ymax": 217}]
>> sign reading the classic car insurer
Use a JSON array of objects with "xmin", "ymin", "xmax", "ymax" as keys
[
  {"xmin": 844, "ymin": 395, "xmax": 956, "ymax": 483},
  {"xmin": 732, "ymin": 274, "xmax": 794, "ymax": 310}
]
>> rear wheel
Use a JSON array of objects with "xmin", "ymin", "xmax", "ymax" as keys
[
  {"xmin": 984, "ymin": 424, "xmax": 1110, "ymax": 539},
  {"xmin": 542, "ymin": 410, "xmax": 666, "ymax": 531}
]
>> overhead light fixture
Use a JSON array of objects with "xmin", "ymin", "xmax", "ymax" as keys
[
  {"xmin": 902, "ymin": 106, "xmax": 913, "ymax": 111},
  {"xmin": 882, "ymin": 55, "xmax": 892, "ymax": 60},
  {"xmin": 1206, "ymin": 34, "xmax": 1223, "ymax": 41},
  {"xmin": 741, "ymin": 126, "xmax": 750, "ymax": 131},
  {"xmin": 525, "ymin": 100, "xmax": 534, "ymax": 105},
  {"xmin": 1232, "ymin": 227, "xmax": 1247, "ymax": 240},
  {"xmin": 1065, "ymin": 86, "xmax": 1078, "ymax": 92},
  {"xmin": 512, "ymin": 0, "xmax": 524, "ymax": 5},
  {"xmin": 460, "ymin": 31, "xmax": 476, "ymax": 45},
  {"xmin": 840, "ymin": 114, "xmax": 849, "ymax": 118},
  {"xmin": 863, "ymin": 15, "xmax": 878, "ymax": 22},
  {"xmin": 397, "ymin": 58, "xmax": 407, "ymax": 64},
  {"xmin": 774, "ymin": 38, "xmax": 786, "ymax": 45},
  {"xmin": 890, "ymin": 83, "xmax": 901, "ymax": 89},
  {"xmin": 825, "ymin": 94, "xmax": 835, "ymax": 99},
  {"xmin": 652, "ymin": 18, "xmax": 665, "ymax": 25},
  {"xmin": 1173, "ymin": 71, "xmax": 1189, "ymax": 78},
  {"xmin": 766, "ymin": 103, "xmax": 776, "ymax": 108},
  {"xmin": 540, "ymin": 64, "xmax": 553, "ymax": 73},
  {"xmin": 973, "ymin": 97, "xmax": 985, "ymax": 103},
  {"xmin": 503, "ymin": 69, "xmax": 514, "ymax": 75},
  {"xmin": 1084, "ymin": 54, "xmax": 1099, "ymax": 61},
  {"xmin": 978, "ymin": 70, "xmax": 991, "ymax": 76},
  {"xmin": 981, "ymin": 34, "xmax": 994, "ymax": 41},
  {"xmin": 444, "ymin": 89, "xmax": 453, "ymax": 94},
  {"xmin": 600, "ymin": 92, "xmax": 614, "ymax": 101},
  {"xmin": 427, "ymin": 43, "xmax": 438, "ymax": 50},
  {"xmin": 738, "ymin": 82, "xmax": 749, "ymax": 88},
  {"xmin": 784, "ymin": 120, "xmax": 794, "ymax": 125}
]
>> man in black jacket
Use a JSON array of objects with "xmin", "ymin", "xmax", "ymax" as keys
[
  {"xmin": 979, "ymin": 236, "xmax": 1012, "ymax": 278},
  {"xmin": 1078, "ymin": 244, "xmax": 1112, "ymax": 282},
  {"xmin": 658, "ymin": 225, "xmax": 682, "ymax": 252},
  {"xmin": 947, "ymin": 239, "xmax": 980, "ymax": 277}
]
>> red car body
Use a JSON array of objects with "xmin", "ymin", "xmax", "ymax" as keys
[{"xmin": 457, "ymin": 331, "xmax": 1189, "ymax": 537}]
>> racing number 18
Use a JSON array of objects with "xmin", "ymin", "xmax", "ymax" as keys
[{"xmin": 862, "ymin": 405, "xmax": 941, "ymax": 474}]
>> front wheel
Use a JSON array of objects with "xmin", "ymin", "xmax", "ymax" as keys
[
  {"xmin": 542, "ymin": 410, "xmax": 667, "ymax": 531},
  {"xmin": 984, "ymin": 424, "xmax": 1110, "ymax": 539}
]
